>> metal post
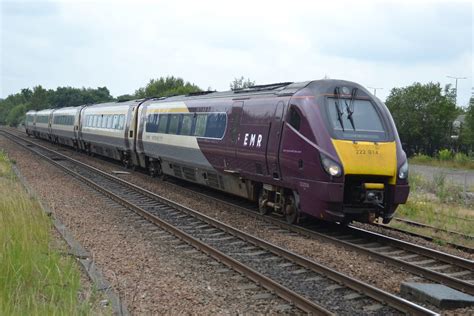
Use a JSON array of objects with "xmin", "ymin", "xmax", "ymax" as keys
[
  {"xmin": 368, "ymin": 87, "xmax": 383, "ymax": 96},
  {"xmin": 447, "ymin": 75, "xmax": 467, "ymax": 105}
]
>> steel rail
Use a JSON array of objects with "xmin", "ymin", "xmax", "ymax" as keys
[
  {"xmin": 134, "ymin": 167, "xmax": 474, "ymax": 295},
  {"xmin": 0, "ymin": 129, "xmax": 438, "ymax": 315},
  {"xmin": 1, "ymin": 130, "xmax": 331, "ymax": 315}
]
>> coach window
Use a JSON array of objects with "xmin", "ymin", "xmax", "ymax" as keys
[
  {"xmin": 194, "ymin": 114, "xmax": 207, "ymax": 137},
  {"xmin": 205, "ymin": 113, "xmax": 226, "ymax": 138},
  {"xmin": 88, "ymin": 115, "xmax": 93, "ymax": 127},
  {"xmin": 168, "ymin": 114, "xmax": 180, "ymax": 134},
  {"xmin": 146, "ymin": 114, "xmax": 158, "ymax": 133},
  {"xmin": 107, "ymin": 115, "xmax": 113, "ymax": 129},
  {"xmin": 112, "ymin": 115, "xmax": 119, "ymax": 129},
  {"xmin": 118, "ymin": 115, "xmax": 125, "ymax": 130},
  {"xmin": 180, "ymin": 114, "xmax": 193, "ymax": 135},
  {"xmin": 97, "ymin": 115, "xmax": 103, "ymax": 128},
  {"xmin": 288, "ymin": 106, "xmax": 301, "ymax": 131},
  {"xmin": 157, "ymin": 114, "xmax": 168, "ymax": 133}
]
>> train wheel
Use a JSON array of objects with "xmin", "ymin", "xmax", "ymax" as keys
[
  {"xmin": 258, "ymin": 190, "xmax": 271, "ymax": 215},
  {"xmin": 285, "ymin": 194, "xmax": 299, "ymax": 224},
  {"xmin": 148, "ymin": 160, "xmax": 163, "ymax": 178}
]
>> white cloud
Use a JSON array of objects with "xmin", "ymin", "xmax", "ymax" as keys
[{"xmin": 1, "ymin": 0, "xmax": 472, "ymax": 106}]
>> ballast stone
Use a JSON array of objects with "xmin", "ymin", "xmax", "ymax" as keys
[{"xmin": 401, "ymin": 282, "xmax": 474, "ymax": 309}]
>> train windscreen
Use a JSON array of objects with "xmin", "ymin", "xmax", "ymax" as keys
[{"xmin": 326, "ymin": 98, "xmax": 388, "ymax": 141}]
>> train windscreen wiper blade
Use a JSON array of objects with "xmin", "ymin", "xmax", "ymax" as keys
[
  {"xmin": 334, "ymin": 87, "xmax": 345, "ymax": 131},
  {"xmin": 344, "ymin": 88, "xmax": 357, "ymax": 131}
]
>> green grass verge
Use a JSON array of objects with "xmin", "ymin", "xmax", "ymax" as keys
[
  {"xmin": 409, "ymin": 154, "xmax": 474, "ymax": 170},
  {"xmin": 391, "ymin": 172, "xmax": 474, "ymax": 248},
  {"xmin": 0, "ymin": 150, "xmax": 95, "ymax": 315}
]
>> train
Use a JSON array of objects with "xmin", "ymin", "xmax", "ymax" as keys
[{"xmin": 24, "ymin": 79, "xmax": 409, "ymax": 224}]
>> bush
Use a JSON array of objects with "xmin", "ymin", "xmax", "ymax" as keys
[
  {"xmin": 438, "ymin": 149, "xmax": 452, "ymax": 161},
  {"xmin": 454, "ymin": 152, "xmax": 470, "ymax": 165},
  {"xmin": 411, "ymin": 153, "xmax": 432, "ymax": 163}
]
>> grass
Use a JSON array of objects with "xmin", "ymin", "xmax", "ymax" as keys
[
  {"xmin": 0, "ymin": 150, "xmax": 100, "ymax": 315},
  {"xmin": 391, "ymin": 171, "xmax": 474, "ymax": 248},
  {"xmin": 410, "ymin": 152, "xmax": 474, "ymax": 170}
]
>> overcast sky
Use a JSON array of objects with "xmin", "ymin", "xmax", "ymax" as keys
[{"xmin": 1, "ymin": 0, "xmax": 472, "ymax": 106}]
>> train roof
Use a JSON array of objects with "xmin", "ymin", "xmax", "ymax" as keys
[
  {"xmin": 36, "ymin": 109, "xmax": 54, "ymax": 114},
  {"xmin": 85, "ymin": 100, "xmax": 143, "ymax": 109},
  {"xmin": 149, "ymin": 81, "xmax": 312, "ymax": 103},
  {"xmin": 51, "ymin": 106, "xmax": 83, "ymax": 114}
]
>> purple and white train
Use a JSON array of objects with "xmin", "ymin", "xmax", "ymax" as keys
[{"xmin": 25, "ymin": 80, "xmax": 409, "ymax": 224}]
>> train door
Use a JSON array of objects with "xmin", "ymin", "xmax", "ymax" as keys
[
  {"xmin": 265, "ymin": 101, "xmax": 285, "ymax": 179},
  {"xmin": 224, "ymin": 101, "xmax": 243, "ymax": 171}
]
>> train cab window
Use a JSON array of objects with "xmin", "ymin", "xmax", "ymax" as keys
[
  {"xmin": 179, "ymin": 114, "xmax": 193, "ymax": 135},
  {"xmin": 288, "ymin": 107, "xmax": 301, "ymax": 131},
  {"xmin": 194, "ymin": 114, "xmax": 208, "ymax": 137},
  {"xmin": 118, "ymin": 115, "xmax": 125, "ymax": 130},
  {"xmin": 157, "ymin": 114, "xmax": 168, "ymax": 133},
  {"xmin": 167, "ymin": 114, "xmax": 180, "ymax": 134},
  {"xmin": 205, "ymin": 113, "xmax": 226, "ymax": 138}
]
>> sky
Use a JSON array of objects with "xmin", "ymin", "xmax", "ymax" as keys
[{"xmin": 1, "ymin": 0, "xmax": 472, "ymax": 106}]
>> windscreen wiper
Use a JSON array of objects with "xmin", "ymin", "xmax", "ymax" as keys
[
  {"xmin": 344, "ymin": 88, "xmax": 357, "ymax": 130},
  {"xmin": 334, "ymin": 87, "xmax": 345, "ymax": 131}
]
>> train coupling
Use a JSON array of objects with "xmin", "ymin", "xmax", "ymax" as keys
[{"xmin": 363, "ymin": 183, "xmax": 384, "ymax": 206}]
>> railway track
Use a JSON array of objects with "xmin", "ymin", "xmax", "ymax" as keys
[
  {"xmin": 169, "ymin": 179, "xmax": 474, "ymax": 296},
  {"xmin": 1, "ymin": 129, "xmax": 438, "ymax": 315}
]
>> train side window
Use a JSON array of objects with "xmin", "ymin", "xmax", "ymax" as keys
[
  {"xmin": 102, "ymin": 115, "xmax": 108, "ymax": 128},
  {"xmin": 146, "ymin": 114, "xmax": 159, "ymax": 133},
  {"xmin": 112, "ymin": 115, "xmax": 119, "ymax": 129},
  {"xmin": 205, "ymin": 113, "xmax": 226, "ymax": 138},
  {"xmin": 180, "ymin": 114, "xmax": 193, "ymax": 135},
  {"xmin": 167, "ymin": 114, "xmax": 180, "ymax": 134},
  {"xmin": 194, "ymin": 114, "xmax": 207, "ymax": 137},
  {"xmin": 107, "ymin": 115, "xmax": 113, "ymax": 129},
  {"xmin": 118, "ymin": 115, "xmax": 125, "ymax": 130},
  {"xmin": 288, "ymin": 107, "xmax": 301, "ymax": 131},
  {"xmin": 97, "ymin": 115, "xmax": 103, "ymax": 128},
  {"xmin": 157, "ymin": 114, "xmax": 168, "ymax": 133}
]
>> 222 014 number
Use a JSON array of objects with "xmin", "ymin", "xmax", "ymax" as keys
[{"xmin": 355, "ymin": 149, "xmax": 379, "ymax": 155}]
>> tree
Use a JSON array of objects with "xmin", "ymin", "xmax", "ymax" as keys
[
  {"xmin": 116, "ymin": 94, "xmax": 135, "ymax": 102},
  {"xmin": 6, "ymin": 103, "xmax": 27, "ymax": 126},
  {"xmin": 29, "ymin": 85, "xmax": 51, "ymax": 110},
  {"xmin": 135, "ymin": 76, "xmax": 201, "ymax": 98},
  {"xmin": 386, "ymin": 82, "xmax": 458, "ymax": 156},
  {"xmin": 461, "ymin": 96, "xmax": 474, "ymax": 152},
  {"xmin": 230, "ymin": 76, "xmax": 255, "ymax": 90}
]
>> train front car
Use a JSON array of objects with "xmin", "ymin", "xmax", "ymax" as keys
[{"xmin": 284, "ymin": 80, "xmax": 409, "ymax": 224}]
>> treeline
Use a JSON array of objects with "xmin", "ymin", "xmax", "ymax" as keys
[
  {"xmin": 385, "ymin": 82, "xmax": 474, "ymax": 156},
  {"xmin": 0, "ymin": 76, "xmax": 201, "ymax": 126},
  {"xmin": 1, "ymin": 77, "xmax": 472, "ymax": 157}
]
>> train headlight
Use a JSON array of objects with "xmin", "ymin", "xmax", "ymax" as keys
[
  {"xmin": 398, "ymin": 160, "xmax": 409, "ymax": 179},
  {"xmin": 320, "ymin": 154, "xmax": 342, "ymax": 177}
]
